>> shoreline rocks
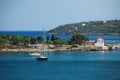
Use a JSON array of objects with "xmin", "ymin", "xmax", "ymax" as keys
[{"xmin": 0, "ymin": 44, "xmax": 119, "ymax": 53}]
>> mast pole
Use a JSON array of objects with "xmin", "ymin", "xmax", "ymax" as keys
[{"xmin": 43, "ymin": 27, "xmax": 46, "ymax": 43}]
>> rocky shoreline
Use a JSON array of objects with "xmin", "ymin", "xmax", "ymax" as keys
[{"xmin": 0, "ymin": 44, "xmax": 119, "ymax": 53}]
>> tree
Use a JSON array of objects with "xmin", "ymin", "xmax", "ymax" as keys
[
  {"xmin": 1, "ymin": 34, "xmax": 11, "ymax": 44},
  {"xmin": 46, "ymin": 36, "xmax": 49, "ymax": 41},
  {"xmin": 37, "ymin": 36, "xmax": 44, "ymax": 43},
  {"xmin": 46, "ymin": 40, "xmax": 51, "ymax": 44},
  {"xmin": 68, "ymin": 34, "xmax": 89, "ymax": 45},
  {"xmin": 0, "ymin": 38, "xmax": 5, "ymax": 45},
  {"xmin": 51, "ymin": 35, "xmax": 56, "ymax": 41},
  {"xmin": 22, "ymin": 36, "xmax": 31, "ymax": 45},
  {"xmin": 1, "ymin": 34, "xmax": 11, "ymax": 40},
  {"xmin": 31, "ymin": 38, "xmax": 37, "ymax": 44},
  {"xmin": 53, "ymin": 38, "xmax": 68, "ymax": 45},
  {"xmin": 12, "ymin": 35, "xmax": 22, "ymax": 45}
]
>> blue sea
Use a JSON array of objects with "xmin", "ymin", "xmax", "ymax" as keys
[{"xmin": 0, "ymin": 31, "xmax": 120, "ymax": 80}]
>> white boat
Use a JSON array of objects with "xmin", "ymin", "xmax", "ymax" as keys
[
  {"xmin": 29, "ymin": 53, "xmax": 41, "ymax": 56},
  {"xmin": 36, "ymin": 28, "xmax": 48, "ymax": 61},
  {"xmin": 37, "ymin": 54, "xmax": 48, "ymax": 61}
]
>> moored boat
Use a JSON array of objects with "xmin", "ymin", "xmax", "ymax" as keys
[
  {"xmin": 29, "ymin": 52, "xmax": 41, "ymax": 56},
  {"xmin": 36, "ymin": 27, "xmax": 48, "ymax": 61},
  {"xmin": 37, "ymin": 55, "xmax": 48, "ymax": 61}
]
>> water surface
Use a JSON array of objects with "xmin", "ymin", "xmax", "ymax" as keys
[{"xmin": 0, "ymin": 50, "xmax": 120, "ymax": 80}]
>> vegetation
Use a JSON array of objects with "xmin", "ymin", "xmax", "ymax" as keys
[
  {"xmin": 48, "ymin": 20, "xmax": 120, "ymax": 35},
  {"xmin": 50, "ymin": 35, "xmax": 68, "ymax": 45},
  {"xmin": 54, "ymin": 38, "xmax": 68, "ymax": 45},
  {"xmin": 68, "ymin": 34, "xmax": 89, "ymax": 45},
  {"xmin": 0, "ymin": 34, "xmax": 43, "ymax": 49},
  {"xmin": 37, "ymin": 36, "xmax": 44, "ymax": 43},
  {"xmin": 22, "ymin": 36, "xmax": 31, "ymax": 46},
  {"xmin": 0, "ymin": 33, "xmax": 89, "ymax": 50},
  {"xmin": 12, "ymin": 35, "xmax": 22, "ymax": 45}
]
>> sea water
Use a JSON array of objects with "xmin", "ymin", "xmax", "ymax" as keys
[
  {"xmin": 0, "ymin": 50, "xmax": 120, "ymax": 80},
  {"xmin": 0, "ymin": 31, "xmax": 120, "ymax": 80}
]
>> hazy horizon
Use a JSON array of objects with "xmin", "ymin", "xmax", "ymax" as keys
[{"xmin": 0, "ymin": 0, "xmax": 120, "ymax": 31}]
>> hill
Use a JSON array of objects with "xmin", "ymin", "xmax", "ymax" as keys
[{"xmin": 48, "ymin": 20, "xmax": 120, "ymax": 35}]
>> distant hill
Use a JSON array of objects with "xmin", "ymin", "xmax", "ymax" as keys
[{"xmin": 48, "ymin": 20, "xmax": 120, "ymax": 35}]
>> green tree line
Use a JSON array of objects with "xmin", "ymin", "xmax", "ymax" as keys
[{"xmin": 0, "ymin": 34, "xmax": 89, "ymax": 49}]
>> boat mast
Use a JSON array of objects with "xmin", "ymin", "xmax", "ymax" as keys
[
  {"xmin": 43, "ymin": 27, "xmax": 46, "ymax": 52},
  {"xmin": 43, "ymin": 27, "xmax": 46, "ymax": 44}
]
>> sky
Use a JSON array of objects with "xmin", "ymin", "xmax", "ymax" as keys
[{"xmin": 0, "ymin": 0, "xmax": 120, "ymax": 31}]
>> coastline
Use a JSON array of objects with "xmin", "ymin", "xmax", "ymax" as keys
[{"xmin": 0, "ymin": 44, "xmax": 120, "ymax": 53}]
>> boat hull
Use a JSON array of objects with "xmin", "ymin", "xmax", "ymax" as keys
[{"xmin": 37, "ymin": 57, "xmax": 48, "ymax": 61}]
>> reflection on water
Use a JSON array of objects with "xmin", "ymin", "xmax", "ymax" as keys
[{"xmin": 98, "ymin": 51, "xmax": 105, "ymax": 60}]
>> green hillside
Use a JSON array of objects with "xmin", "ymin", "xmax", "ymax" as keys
[{"xmin": 48, "ymin": 20, "xmax": 120, "ymax": 35}]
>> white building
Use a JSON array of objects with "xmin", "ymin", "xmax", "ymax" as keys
[{"xmin": 94, "ymin": 37, "xmax": 108, "ymax": 50}]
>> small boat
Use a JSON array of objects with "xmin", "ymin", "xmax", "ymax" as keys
[
  {"xmin": 29, "ymin": 53, "xmax": 41, "ymax": 56},
  {"xmin": 37, "ymin": 55, "xmax": 48, "ymax": 61},
  {"xmin": 36, "ymin": 27, "xmax": 48, "ymax": 61}
]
